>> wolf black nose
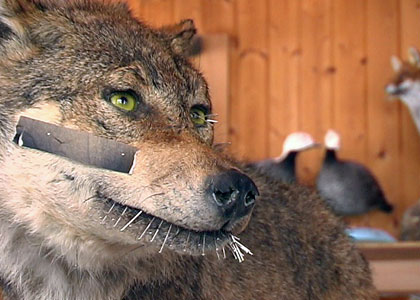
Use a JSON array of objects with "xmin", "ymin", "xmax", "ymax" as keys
[{"xmin": 208, "ymin": 169, "xmax": 258, "ymax": 220}]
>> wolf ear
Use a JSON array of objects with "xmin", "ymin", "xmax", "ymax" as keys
[{"xmin": 160, "ymin": 19, "xmax": 201, "ymax": 57}]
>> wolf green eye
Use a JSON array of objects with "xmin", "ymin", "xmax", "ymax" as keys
[
  {"xmin": 190, "ymin": 106, "xmax": 207, "ymax": 126},
  {"xmin": 110, "ymin": 92, "xmax": 137, "ymax": 111}
]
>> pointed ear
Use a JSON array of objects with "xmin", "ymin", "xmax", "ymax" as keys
[
  {"xmin": 408, "ymin": 47, "xmax": 420, "ymax": 67},
  {"xmin": 390, "ymin": 55, "xmax": 402, "ymax": 72},
  {"xmin": 159, "ymin": 19, "xmax": 200, "ymax": 57}
]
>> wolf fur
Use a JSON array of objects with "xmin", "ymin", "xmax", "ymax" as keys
[{"xmin": 0, "ymin": 1, "xmax": 377, "ymax": 299}]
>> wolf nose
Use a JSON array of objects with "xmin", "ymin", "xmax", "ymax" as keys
[{"xmin": 208, "ymin": 169, "xmax": 258, "ymax": 219}]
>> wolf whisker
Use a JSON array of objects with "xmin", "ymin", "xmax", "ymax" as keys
[
  {"xmin": 43, "ymin": 248, "xmax": 55, "ymax": 260},
  {"xmin": 113, "ymin": 206, "xmax": 127, "ymax": 227},
  {"xmin": 213, "ymin": 233, "xmax": 220, "ymax": 260},
  {"xmin": 121, "ymin": 244, "xmax": 145, "ymax": 258},
  {"xmin": 205, "ymin": 113, "xmax": 218, "ymax": 118},
  {"xmin": 138, "ymin": 217, "xmax": 155, "ymax": 240},
  {"xmin": 168, "ymin": 226, "xmax": 181, "ymax": 248},
  {"xmin": 206, "ymin": 119, "xmax": 218, "ymax": 124},
  {"xmin": 159, "ymin": 224, "xmax": 172, "ymax": 253},
  {"xmin": 83, "ymin": 195, "xmax": 97, "ymax": 203},
  {"xmin": 222, "ymin": 246, "xmax": 226, "ymax": 259},
  {"xmin": 120, "ymin": 210, "xmax": 143, "ymax": 232},
  {"xmin": 138, "ymin": 192, "xmax": 165, "ymax": 205},
  {"xmin": 202, "ymin": 233, "xmax": 206, "ymax": 256},
  {"xmin": 231, "ymin": 235, "xmax": 253, "ymax": 256},
  {"xmin": 215, "ymin": 247, "xmax": 220, "ymax": 260},
  {"xmin": 183, "ymin": 231, "xmax": 191, "ymax": 252},
  {"xmin": 229, "ymin": 240, "xmax": 243, "ymax": 262},
  {"xmin": 228, "ymin": 234, "xmax": 252, "ymax": 263},
  {"xmin": 101, "ymin": 202, "xmax": 115, "ymax": 223},
  {"xmin": 150, "ymin": 219, "xmax": 164, "ymax": 242},
  {"xmin": 105, "ymin": 202, "xmax": 116, "ymax": 214}
]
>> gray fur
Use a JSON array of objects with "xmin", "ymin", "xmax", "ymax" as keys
[{"xmin": 0, "ymin": 1, "xmax": 377, "ymax": 299}]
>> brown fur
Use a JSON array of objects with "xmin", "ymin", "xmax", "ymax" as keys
[{"xmin": 0, "ymin": 1, "xmax": 377, "ymax": 299}]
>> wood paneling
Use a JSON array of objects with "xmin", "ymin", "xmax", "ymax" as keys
[
  {"xmin": 399, "ymin": 0, "xmax": 420, "ymax": 231},
  {"xmin": 268, "ymin": 0, "xmax": 300, "ymax": 158},
  {"xmin": 298, "ymin": 0, "xmax": 333, "ymax": 184},
  {"xmin": 232, "ymin": 0, "xmax": 268, "ymax": 160},
  {"xmin": 125, "ymin": 0, "xmax": 420, "ymax": 237},
  {"xmin": 364, "ymin": 0, "xmax": 401, "ymax": 233},
  {"xmin": 333, "ymin": 0, "xmax": 367, "ymax": 163},
  {"xmin": 133, "ymin": 0, "xmax": 174, "ymax": 26},
  {"xmin": 196, "ymin": 35, "xmax": 231, "ymax": 144}
]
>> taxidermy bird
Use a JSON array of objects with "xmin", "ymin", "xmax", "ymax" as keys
[
  {"xmin": 386, "ymin": 47, "xmax": 420, "ymax": 135},
  {"xmin": 249, "ymin": 132, "xmax": 318, "ymax": 184},
  {"xmin": 316, "ymin": 129, "xmax": 394, "ymax": 216}
]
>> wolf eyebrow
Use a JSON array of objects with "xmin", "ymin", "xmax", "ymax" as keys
[
  {"xmin": 133, "ymin": 55, "xmax": 162, "ymax": 88},
  {"xmin": 122, "ymin": 67, "xmax": 148, "ymax": 85}
]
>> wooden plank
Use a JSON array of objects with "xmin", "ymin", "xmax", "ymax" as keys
[
  {"xmin": 267, "ymin": 0, "xmax": 301, "ymax": 159},
  {"xmin": 198, "ymin": 0, "xmax": 234, "ymax": 145},
  {"xmin": 359, "ymin": 242, "xmax": 420, "ymax": 295},
  {"xmin": 399, "ymin": 0, "xmax": 420, "ymax": 237},
  {"xmin": 134, "ymin": 0, "xmax": 174, "ymax": 27},
  {"xmin": 173, "ymin": 0, "xmax": 203, "ymax": 31},
  {"xmin": 359, "ymin": 241, "xmax": 420, "ymax": 260},
  {"xmin": 231, "ymin": 0, "xmax": 268, "ymax": 160},
  {"xmin": 201, "ymin": 0, "xmax": 235, "ymax": 34},
  {"xmin": 357, "ymin": 0, "xmax": 401, "ymax": 236},
  {"xmin": 332, "ymin": 0, "xmax": 367, "ymax": 162},
  {"xmin": 297, "ymin": 0, "xmax": 333, "ymax": 185},
  {"xmin": 332, "ymin": 0, "xmax": 369, "ymax": 229},
  {"xmin": 370, "ymin": 259, "xmax": 420, "ymax": 294},
  {"xmin": 197, "ymin": 35, "xmax": 230, "ymax": 144}
]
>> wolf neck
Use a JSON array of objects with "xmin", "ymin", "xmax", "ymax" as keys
[
  {"xmin": 0, "ymin": 220, "xmax": 187, "ymax": 300},
  {"xmin": 0, "ymin": 224, "xmax": 125, "ymax": 299}
]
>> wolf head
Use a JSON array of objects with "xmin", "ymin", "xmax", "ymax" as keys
[
  {"xmin": 386, "ymin": 48, "xmax": 420, "ymax": 103},
  {"xmin": 0, "ymin": 0, "xmax": 257, "ymax": 271}
]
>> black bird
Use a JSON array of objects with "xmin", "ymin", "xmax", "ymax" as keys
[
  {"xmin": 316, "ymin": 129, "xmax": 394, "ymax": 216},
  {"xmin": 250, "ymin": 132, "xmax": 318, "ymax": 184}
]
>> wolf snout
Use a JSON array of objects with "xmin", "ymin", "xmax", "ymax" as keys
[{"xmin": 207, "ymin": 170, "xmax": 258, "ymax": 225}]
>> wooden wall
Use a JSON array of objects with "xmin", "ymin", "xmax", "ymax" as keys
[{"xmin": 125, "ymin": 0, "xmax": 420, "ymax": 237}]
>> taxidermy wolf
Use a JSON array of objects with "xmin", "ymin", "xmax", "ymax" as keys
[{"xmin": 0, "ymin": 0, "xmax": 377, "ymax": 299}]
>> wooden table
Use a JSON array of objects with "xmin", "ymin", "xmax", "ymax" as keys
[{"xmin": 359, "ymin": 242, "xmax": 420, "ymax": 297}]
